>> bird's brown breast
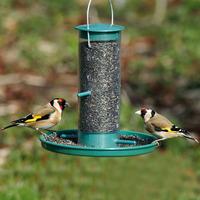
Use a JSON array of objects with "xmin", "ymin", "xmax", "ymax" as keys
[
  {"xmin": 49, "ymin": 110, "xmax": 62, "ymax": 125},
  {"xmin": 147, "ymin": 114, "xmax": 173, "ymax": 128},
  {"xmin": 145, "ymin": 113, "xmax": 173, "ymax": 133}
]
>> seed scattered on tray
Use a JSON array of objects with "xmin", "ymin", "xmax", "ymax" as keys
[
  {"xmin": 43, "ymin": 133, "xmax": 78, "ymax": 146},
  {"xmin": 119, "ymin": 135, "xmax": 154, "ymax": 146}
]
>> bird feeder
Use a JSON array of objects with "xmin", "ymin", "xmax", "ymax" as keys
[{"xmin": 40, "ymin": 0, "xmax": 157, "ymax": 157}]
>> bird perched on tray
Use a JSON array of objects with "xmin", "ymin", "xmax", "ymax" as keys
[
  {"xmin": 1, "ymin": 98, "xmax": 69, "ymax": 134},
  {"xmin": 135, "ymin": 107, "xmax": 198, "ymax": 145}
]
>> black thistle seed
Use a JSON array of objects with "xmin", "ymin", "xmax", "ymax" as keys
[
  {"xmin": 43, "ymin": 133, "xmax": 79, "ymax": 146},
  {"xmin": 79, "ymin": 41, "xmax": 121, "ymax": 133},
  {"xmin": 119, "ymin": 135, "xmax": 153, "ymax": 146}
]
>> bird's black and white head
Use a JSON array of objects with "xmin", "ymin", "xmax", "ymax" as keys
[
  {"xmin": 50, "ymin": 98, "xmax": 70, "ymax": 113},
  {"xmin": 135, "ymin": 107, "xmax": 156, "ymax": 122}
]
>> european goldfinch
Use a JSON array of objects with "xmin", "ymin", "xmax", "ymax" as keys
[
  {"xmin": 135, "ymin": 108, "xmax": 198, "ymax": 144},
  {"xmin": 1, "ymin": 98, "xmax": 69, "ymax": 134}
]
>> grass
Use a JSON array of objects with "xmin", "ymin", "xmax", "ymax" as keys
[{"xmin": 0, "ymin": 142, "xmax": 199, "ymax": 200}]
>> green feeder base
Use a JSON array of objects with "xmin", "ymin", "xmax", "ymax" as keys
[{"xmin": 39, "ymin": 130, "xmax": 157, "ymax": 157}]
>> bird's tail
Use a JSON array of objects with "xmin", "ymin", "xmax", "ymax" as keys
[
  {"xmin": 0, "ymin": 124, "xmax": 18, "ymax": 132},
  {"xmin": 183, "ymin": 134, "xmax": 199, "ymax": 143},
  {"xmin": 171, "ymin": 125, "xmax": 199, "ymax": 143}
]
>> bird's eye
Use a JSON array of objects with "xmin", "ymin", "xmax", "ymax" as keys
[
  {"xmin": 141, "ymin": 108, "xmax": 147, "ymax": 115},
  {"xmin": 151, "ymin": 110, "xmax": 155, "ymax": 117}
]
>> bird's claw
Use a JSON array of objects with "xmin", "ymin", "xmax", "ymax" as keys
[{"xmin": 152, "ymin": 140, "xmax": 160, "ymax": 146}]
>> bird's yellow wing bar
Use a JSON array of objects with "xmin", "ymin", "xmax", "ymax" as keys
[
  {"xmin": 162, "ymin": 127, "xmax": 177, "ymax": 133},
  {"xmin": 25, "ymin": 115, "xmax": 42, "ymax": 123}
]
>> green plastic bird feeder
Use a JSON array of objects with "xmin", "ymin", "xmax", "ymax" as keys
[{"xmin": 40, "ymin": 0, "xmax": 157, "ymax": 157}]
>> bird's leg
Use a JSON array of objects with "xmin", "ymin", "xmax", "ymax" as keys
[
  {"xmin": 152, "ymin": 138, "xmax": 166, "ymax": 146},
  {"xmin": 36, "ymin": 128, "xmax": 46, "ymax": 135},
  {"xmin": 27, "ymin": 127, "xmax": 57, "ymax": 139},
  {"xmin": 28, "ymin": 127, "xmax": 46, "ymax": 135},
  {"xmin": 32, "ymin": 128, "xmax": 52, "ymax": 140},
  {"xmin": 42, "ymin": 129, "xmax": 57, "ymax": 134},
  {"xmin": 29, "ymin": 127, "xmax": 56, "ymax": 135},
  {"xmin": 37, "ymin": 129, "xmax": 57, "ymax": 137},
  {"xmin": 38, "ymin": 129, "xmax": 58, "ymax": 139}
]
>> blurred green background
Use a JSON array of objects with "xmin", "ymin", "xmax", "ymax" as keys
[{"xmin": 0, "ymin": 0, "xmax": 199, "ymax": 199}]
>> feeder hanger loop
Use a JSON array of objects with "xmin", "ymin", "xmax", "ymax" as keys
[{"xmin": 87, "ymin": 0, "xmax": 114, "ymax": 48}]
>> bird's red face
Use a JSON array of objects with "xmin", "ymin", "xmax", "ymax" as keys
[
  {"xmin": 135, "ymin": 107, "xmax": 156, "ymax": 122},
  {"xmin": 135, "ymin": 107, "xmax": 147, "ymax": 118},
  {"xmin": 50, "ymin": 98, "xmax": 69, "ymax": 111},
  {"xmin": 141, "ymin": 107, "xmax": 147, "ymax": 118}
]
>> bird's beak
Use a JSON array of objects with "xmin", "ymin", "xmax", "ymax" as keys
[
  {"xmin": 65, "ymin": 102, "xmax": 70, "ymax": 107},
  {"xmin": 135, "ymin": 110, "xmax": 141, "ymax": 115}
]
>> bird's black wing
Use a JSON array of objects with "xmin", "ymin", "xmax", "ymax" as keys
[
  {"xmin": 12, "ymin": 113, "xmax": 52, "ymax": 124},
  {"xmin": 11, "ymin": 105, "xmax": 55, "ymax": 124},
  {"xmin": 11, "ymin": 114, "xmax": 34, "ymax": 124}
]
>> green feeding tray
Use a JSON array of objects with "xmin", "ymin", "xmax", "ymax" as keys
[{"xmin": 40, "ymin": 130, "xmax": 157, "ymax": 157}]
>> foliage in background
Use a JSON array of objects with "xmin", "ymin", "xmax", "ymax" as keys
[{"xmin": 0, "ymin": 0, "xmax": 199, "ymax": 199}]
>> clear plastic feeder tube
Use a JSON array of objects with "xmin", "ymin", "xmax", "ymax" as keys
[{"xmin": 75, "ymin": 24, "xmax": 124, "ymax": 147}]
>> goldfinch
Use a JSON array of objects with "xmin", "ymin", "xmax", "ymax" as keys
[
  {"xmin": 135, "ymin": 107, "xmax": 198, "ymax": 144},
  {"xmin": 1, "ymin": 98, "xmax": 69, "ymax": 134}
]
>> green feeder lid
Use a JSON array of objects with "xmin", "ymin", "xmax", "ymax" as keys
[
  {"xmin": 75, "ymin": 23, "xmax": 125, "ymax": 41},
  {"xmin": 75, "ymin": 23, "xmax": 124, "ymax": 32}
]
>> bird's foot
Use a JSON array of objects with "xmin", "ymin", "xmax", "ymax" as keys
[
  {"xmin": 152, "ymin": 140, "xmax": 160, "ymax": 146},
  {"xmin": 44, "ymin": 129, "xmax": 57, "ymax": 134},
  {"xmin": 152, "ymin": 138, "xmax": 166, "ymax": 146}
]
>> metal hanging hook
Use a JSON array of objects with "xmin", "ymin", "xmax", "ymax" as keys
[{"xmin": 86, "ymin": 0, "xmax": 114, "ymax": 48}]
